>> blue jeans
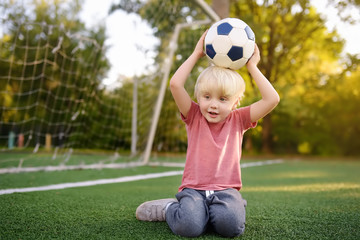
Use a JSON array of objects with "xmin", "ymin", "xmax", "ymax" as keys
[{"xmin": 165, "ymin": 188, "xmax": 247, "ymax": 238}]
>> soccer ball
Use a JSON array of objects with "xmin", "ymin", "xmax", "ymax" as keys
[{"xmin": 204, "ymin": 18, "xmax": 255, "ymax": 70}]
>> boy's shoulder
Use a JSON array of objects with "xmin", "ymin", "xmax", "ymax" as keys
[
  {"xmin": 181, "ymin": 101, "xmax": 201, "ymax": 123},
  {"xmin": 232, "ymin": 105, "xmax": 251, "ymax": 116},
  {"xmin": 230, "ymin": 105, "xmax": 257, "ymax": 130}
]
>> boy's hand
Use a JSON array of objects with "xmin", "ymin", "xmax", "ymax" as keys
[
  {"xmin": 246, "ymin": 44, "xmax": 260, "ymax": 68},
  {"xmin": 193, "ymin": 30, "xmax": 208, "ymax": 59}
]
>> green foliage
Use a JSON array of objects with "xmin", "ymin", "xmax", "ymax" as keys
[{"xmin": 116, "ymin": 0, "xmax": 360, "ymax": 155}]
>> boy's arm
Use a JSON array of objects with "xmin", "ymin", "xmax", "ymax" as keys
[
  {"xmin": 169, "ymin": 31, "xmax": 207, "ymax": 118},
  {"xmin": 247, "ymin": 44, "xmax": 280, "ymax": 122}
]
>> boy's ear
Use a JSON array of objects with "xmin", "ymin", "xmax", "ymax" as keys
[{"xmin": 232, "ymin": 97, "xmax": 240, "ymax": 110}]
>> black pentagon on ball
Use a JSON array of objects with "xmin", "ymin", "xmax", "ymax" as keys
[
  {"xmin": 245, "ymin": 26, "xmax": 255, "ymax": 41},
  {"xmin": 205, "ymin": 44, "xmax": 216, "ymax": 59},
  {"xmin": 217, "ymin": 22, "xmax": 233, "ymax": 35},
  {"xmin": 228, "ymin": 46, "xmax": 243, "ymax": 61}
]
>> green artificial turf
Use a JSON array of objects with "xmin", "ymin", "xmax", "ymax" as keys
[
  {"xmin": 0, "ymin": 159, "xmax": 359, "ymax": 239},
  {"xmin": 0, "ymin": 166, "xmax": 183, "ymax": 189},
  {"xmin": 0, "ymin": 152, "xmax": 137, "ymax": 168}
]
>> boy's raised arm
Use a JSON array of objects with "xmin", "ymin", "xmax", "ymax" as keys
[
  {"xmin": 170, "ymin": 31, "xmax": 207, "ymax": 118},
  {"xmin": 247, "ymin": 44, "xmax": 280, "ymax": 122}
]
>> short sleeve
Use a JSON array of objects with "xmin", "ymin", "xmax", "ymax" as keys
[
  {"xmin": 181, "ymin": 101, "xmax": 199, "ymax": 126},
  {"xmin": 234, "ymin": 105, "xmax": 257, "ymax": 131}
]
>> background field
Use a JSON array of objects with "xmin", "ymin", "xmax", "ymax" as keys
[{"xmin": 1, "ymin": 157, "xmax": 359, "ymax": 239}]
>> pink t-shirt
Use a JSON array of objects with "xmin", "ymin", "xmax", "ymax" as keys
[{"xmin": 179, "ymin": 101, "xmax": 256, "ymax": 192}]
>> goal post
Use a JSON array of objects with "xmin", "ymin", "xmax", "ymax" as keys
[
  {"xmin": 142, "ymin": 0, "xmax": 220, "ymax": 164},
  {"xmin": 142, "ymin": 19, "xmax": 212, "ymax": 164}
]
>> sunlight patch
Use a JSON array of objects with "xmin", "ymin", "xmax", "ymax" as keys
[
  {"xmin": 272, "ymin": 171, "xmax": 329, "ymax": 179},
  {"xmin": 243, "ymin": 182, "xmax": 360, "ymax": 193}
]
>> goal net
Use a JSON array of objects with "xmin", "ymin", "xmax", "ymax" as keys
[{"xmin": 0, "ymin": 0, "xmax": 219, "ymax": 171}]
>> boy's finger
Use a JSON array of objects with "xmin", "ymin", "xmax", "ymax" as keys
[{"xmin": 201, "ymin": 30, "xmax": 208, "ymax": 39}]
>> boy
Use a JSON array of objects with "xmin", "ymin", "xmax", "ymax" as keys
[{"xmin": 136, "ymin": 30, "xmax": 280, "ymax": 237}]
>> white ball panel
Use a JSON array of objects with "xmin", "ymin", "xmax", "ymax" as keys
[
  {"xmin": 205, "ymin": 25, "xmax": 217, "ymax": 44},
  {"xmin": 229, "ymin": 58, "xmax": 248, "ymax": 70},
  {"xmin": 212, "ymin": 35, "xmax": 232, "ymax": 54},
  {"xmin": 213, "ymin": 54, "xmax": 233, "ymax": 68},
  {"xmin": 228, "ymin": 28, "xmax": 248, "ymax": 47},
  {"xmin": 227, "ymin": 18, "xmax": 247, "ymax": 29},
  {"xmin": 243, "ymin": 40, "xmax": 255, "ymax": 58}
]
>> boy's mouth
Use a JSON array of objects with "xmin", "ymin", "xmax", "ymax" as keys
[{"xmin": 208, "ymin": 111, "xmax": 219, "ymax": 117}]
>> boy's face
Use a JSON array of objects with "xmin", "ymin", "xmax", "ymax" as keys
[{"xmin": 197, "ymin": 90, "xmax": 239, "ymax": 123}]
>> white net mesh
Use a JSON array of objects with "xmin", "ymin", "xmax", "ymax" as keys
[{"xmin": 0, "ymin": 0, "xmax": 215, "ymax": 171}]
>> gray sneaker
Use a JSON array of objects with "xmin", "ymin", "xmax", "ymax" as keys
[{"xmin": 135, "ymin": 198, "xmax": 177, "ymax": 221}]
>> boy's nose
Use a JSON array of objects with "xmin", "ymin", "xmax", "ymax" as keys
[{"xmin": 210, "ymin": 100, "xmax": 218, "ymax": 108}]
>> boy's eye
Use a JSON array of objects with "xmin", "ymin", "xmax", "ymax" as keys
[{"xmin": 220, "ymin": 97, "xmax": 227, "ymax": 101}]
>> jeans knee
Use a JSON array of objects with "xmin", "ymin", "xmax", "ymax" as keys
[
  {"xmin": 211, "ymin": 211, "xmax": 246, "ymax": 237},
  {"xmin": 170, "ymin": 218, "xmax": 206, "ymax": 237},
  {"xmin": 215, "ymin": 222, "xmax": 245, "ymax": 238},
  {"xmin": 166, "ymin": 189, "xmax": 208, "ymax": 237}
]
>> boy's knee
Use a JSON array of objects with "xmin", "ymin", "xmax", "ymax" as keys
[
  {"xmin": 166, "ymin": 202, "xmax": 207, "ymax": 237},
  {"xmin": 210, "ymin": 206, "xmax": 246, "ymax": 237},
  {"xmin": 171, "ymin": 219, "xmax": 206, "ymax": 237},
  {"xmin": 214, "ymin": 220, "xmax": 245, "ymax": 237}
]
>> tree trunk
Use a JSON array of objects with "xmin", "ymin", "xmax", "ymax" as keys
[{"xmin": 212, "ymin": 0, "xmax": 229, "ymax": 19}]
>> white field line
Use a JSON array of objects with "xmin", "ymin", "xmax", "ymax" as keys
[
  {"xmin": 150, "ymin": 159, "xmax": 284, "ymax": 168},
  {"xmin": 0, "ymin": 171, "xmax": 184, "ymax": 195},
  {"xmin": 0, "ymin": 161, "xmax": 145, "ymax": 174},
  {"xmin": 0, "ymin": 159, "xmax": 284, "ymax": 174},
  {"xmin": 241, "ymin": 159, "xmax": 284, "ymax": 168},
  {"xmin": 0, "ymin": 159, "xmax": 283, "ymax": 195}
]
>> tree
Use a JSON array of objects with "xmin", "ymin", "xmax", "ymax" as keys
[
  {"xmin": 0, "ymin": 0, "xmax": 110, "ymax": 148},
  {"xmin": 110, "ymin": 0, "xmax": 360, "ymax": 155},
  {"xmin": 299, "ymin": 56, "xmax": 360, "ymax": 155},
  {"xmin": 232, "ymin": 0, "xmax": 346, "ymax": 153}
]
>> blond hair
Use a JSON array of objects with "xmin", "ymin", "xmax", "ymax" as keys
[{"xmin": 194, "ymin": 66, "xmax": 245, "ymax": 101}]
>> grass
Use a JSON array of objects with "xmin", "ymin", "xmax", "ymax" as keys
[
  {"xmin": 241, "ymin": 160, "xmax": 360, "ymax": 239},
  {"xmin": 0, "ymin": 156, "xmax": 359, "ymax": 239},
  {"xmin": 0, "ymin": 152, "xmax": 137, "ymax": 168},
  {"xmin": 0, "ymin": 152, "xmax": 186, "ymax": 169}
]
